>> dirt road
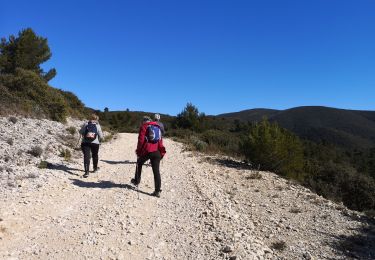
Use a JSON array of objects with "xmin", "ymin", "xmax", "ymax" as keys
[{"xmin": 1, "ymin": 133, "xmax": 373, "ymax": 259}]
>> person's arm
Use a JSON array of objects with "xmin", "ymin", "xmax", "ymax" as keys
[
  {"xmin": 79, "ymin": 123, "xmax": 87, "ymax": 136},
  {"xmin": 97, "ymin": 124, "xmax": 104, "ymax": 140},
  {"xmin": 158, "ymin": 138, "xmax": 166, "ymax": 158},
  {"xmin": 136, "ymin": 124, "xmax": 147, "ymax": 156},
  {"xmin": 160, "ymin": 123, "xmax": 165, "ymax": 135}
]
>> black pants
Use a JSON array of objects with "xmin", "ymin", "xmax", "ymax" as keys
[
  {"xmin": 81, "ymin": 142, "xmax": 100, "ymax": 170},
  {"xmin": 134, "ymin": 151, "xmax": 161, "ymax": 192}
]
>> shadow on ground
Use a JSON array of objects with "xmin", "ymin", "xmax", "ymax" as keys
[
  {"xmin": 203, "ymin": 157, "xmax": 253, "ymax": 170},
  {"xmin": 47, "ymin": 163, "xmax": 81, "ymax": 176},
  {"xmin": 101, "ymin": 160, "xmax": 137, "ymax": 165},
  {"xmin": 101, "ymin": 159, "xmax": 151, "ymax": 167},
  {"xmin": 69, "ymin": 178, "xmax": 151, "ymax": 196},
  {"xmin": 329, "ymin": 213, "xmax": 375, "ymax": 259}
]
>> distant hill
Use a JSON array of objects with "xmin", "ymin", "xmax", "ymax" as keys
[{"xmin": 218, "ymin": 106, "xmax": 375, "ymax": 149}]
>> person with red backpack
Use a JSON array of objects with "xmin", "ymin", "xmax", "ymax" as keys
[
  {"xmin": 79, "ymin": 114, "xmax": 104, "ymax": 178},
  {"xmin": 131, "ymin": 116, "xmax": 166, "ymax": 197}
]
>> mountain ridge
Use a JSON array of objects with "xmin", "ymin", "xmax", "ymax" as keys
[{"xmin": 218, "ymin": 106, "xmax": 375, "ymax": 149}]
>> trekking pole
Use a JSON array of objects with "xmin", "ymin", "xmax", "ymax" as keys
[{"xmin": 135, "ymin": 160, "xmax": 140, "ymax": 200}]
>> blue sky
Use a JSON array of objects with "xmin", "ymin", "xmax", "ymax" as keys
[{"xmin": 1, "ymin": 0, "xmax": 374, "ymax": 115}]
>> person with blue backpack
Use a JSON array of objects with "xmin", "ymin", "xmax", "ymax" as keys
[
  {"xmin": 79, "ymin": 114, "xmax": 104, "ymax": 178},
  {"xmin": 131, "ymin": 116, "xmax": 166, "ymax": 197}
]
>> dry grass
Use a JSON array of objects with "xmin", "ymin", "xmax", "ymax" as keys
[
  {"xmin": 59, "ymin": 148, "xmax": 72, "ymax": 161},
  {"xmin": 66, "ymin": 126, "xmax": 76, "ymax": 135},
  {"xmin": 246, "ymin": 172, "xmax": 262, "ymax": 180},
  {"xmin": 0, "ymin": 226, "xmax": 6, "ymax": 233}
]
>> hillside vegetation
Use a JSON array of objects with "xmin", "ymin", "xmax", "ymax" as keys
[
  {"xmin": 100, "ymin": 103, "xmax": 375, "ymax": 213},
  {"xmin": 0, "ymin": 28, "xmax": 88, "ymax": 121},
  {"xmin": 219, "ymin": 106, "xmax": 375, "ymax": 150}
]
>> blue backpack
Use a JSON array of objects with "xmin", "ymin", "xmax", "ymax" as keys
[
  {"xmin": 146, "ymin": 124, "xmax": 161, "ymax": 143},
  {"xmin": 84, "ymin": 122, "xmax": 98, "ymax": 142}
]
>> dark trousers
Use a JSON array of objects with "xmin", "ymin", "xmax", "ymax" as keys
[
  {"xmin": 81, "ymin": 142, "xmax": 100, "ymax": 170},
  {"xmin": 134, "ymin": 151, "xmax": 161, "ymax": 192}
]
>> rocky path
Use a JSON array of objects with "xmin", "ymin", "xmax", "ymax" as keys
[{"xmin": 1, "ymin": 133, "xmax": 374, "ymax": 259}]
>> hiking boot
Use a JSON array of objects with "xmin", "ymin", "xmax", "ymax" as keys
[
  {"xmin": 151, "ymin": 191, "xmax": 160, "ymax": 198},
  {"xmin": 83, "ymin": 164, "xmax": 90, "ymax": 178},
  {"xmin": 130, "ymin": 178, "xmax": 139, "ymax": 186}
]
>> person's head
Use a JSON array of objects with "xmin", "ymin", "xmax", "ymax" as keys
[
  {"xmin": 89, "ymin": 114, "xmax": 99, "ymax": 122},
  {"xmin": 154, "ymin": 113, "xmax": 161, "ymax": 121},
  {"xmin": 143, "ymin": 116, "xmax": 151, "ymax": 123}
]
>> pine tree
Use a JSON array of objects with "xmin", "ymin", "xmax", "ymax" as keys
[
  {"xmin": 0, "ymin": 28, "xmax": 56, "ymax": 81},
  {"xmin": 241, "ymin": 118, "xmax": 305, "ymax": 179}
]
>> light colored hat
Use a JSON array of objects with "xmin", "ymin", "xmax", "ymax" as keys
[
  {"xmin": 154, "ymin": 113, "xmax": 160, "ymax": 120},
  {"xmin": 143, "ymin": 116, "xmax": 152, "ymax": 122}
]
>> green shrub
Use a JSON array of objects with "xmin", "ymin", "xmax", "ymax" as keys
[
  {"xmin": 202, "ymin": 129, "xmax": 240, "ymax": 154},
  {"xmin": 167, "ymin": 128, "xmax": 194, "ymax": 141},
  {"xmin": 38, "ymin": 160, "xmax": 48, "ymax": 169},
  {"xmin": 190, "ymin": 136, "xmax": 208, "ymax": 151},
  {"xmin": 66, "ymin": 126, "xmax": 76, "ymax": 135},
  {"xmin": 240, "ymin": 118, "xmax": 304, "ymax": 179},
  {"xmin": 59, "ymin": 148, "xmax": 72, "ymax": 161}
]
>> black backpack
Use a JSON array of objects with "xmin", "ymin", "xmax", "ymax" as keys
[{"xmin": 84, "ymin": 122, "xmax": 98, "ymax": 142}]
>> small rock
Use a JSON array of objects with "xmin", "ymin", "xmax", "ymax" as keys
[
  {"xmin": 303, "ymin": 252, "xmax": 313, "ymax": 260},
  {"xmin": 222, "ymin": 245, "xmax": 233, "ymax": 253}
]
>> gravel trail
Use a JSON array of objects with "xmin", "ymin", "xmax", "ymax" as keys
[{"xmin": 1, "ymin": 133, "xmax": 374, "ymax": 260}]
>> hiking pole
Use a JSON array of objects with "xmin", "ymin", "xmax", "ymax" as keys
[{"xmin": 135, "ymin": 159, "xmax": 140, "ymax": 200}]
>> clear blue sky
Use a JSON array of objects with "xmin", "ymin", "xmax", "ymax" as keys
[{"xmin": 1, "ymin": 0, "xmax": 374, "ymax": 115}]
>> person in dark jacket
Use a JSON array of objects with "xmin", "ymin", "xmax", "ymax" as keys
[
  {"xmin": 154, "ymin": 113, "xmax": 165, "ymax": 135},
  {"xmin": 79, "ymin": 114, "xmax": 104, "ymax": 178},
  {"xmin": 131, "ymin": 116, "xmax": 166, "ymax": 197}
]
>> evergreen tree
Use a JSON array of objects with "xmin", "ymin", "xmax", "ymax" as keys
[
  {"xmin": 175, "ymin": 102, "xmax": 202, "ymax": 131},
  {"xmin": 241, "ymin": 118, "xmax": 305, "ymax": 179},
  {"xmin": 0, "ymin": 28, "xmax": 56, "ymax": 81}
]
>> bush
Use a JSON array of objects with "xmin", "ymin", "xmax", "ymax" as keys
[
  {"xmin": 240, "ymin": 118, "xmax": 305, "ymax": 179},
  {"xmin": 103, "ymin": 133, "xmax": 114, "ymax": 143},
  {"xmin": 305, "ymin": 161, "xmax": 375, "ymax": 211},
  {"xmin": 66, "ymin": 126, "xmax": 76, "ymax": 135},
  {"xmin": 38, "ymin": 160, "xmax": 48, "ymax": 169},
  {"xmin": 28, "ymin": 146, "xmax": 43, "ymax": 157},
  {"xmin": 59, "ymin": 148, "xmax": 72, "ymax": 161},
  {"xmin": 202, "ymin": 129, "xmax": 240, "ymax": 154},
  {"xmin": 190, "ymin": 136, "xmax": 208, "ymax": 151}
]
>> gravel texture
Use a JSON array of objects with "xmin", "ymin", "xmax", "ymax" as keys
[{"xmin": 0, "ymin": 118, "xmax": 374, "ymax": 259}]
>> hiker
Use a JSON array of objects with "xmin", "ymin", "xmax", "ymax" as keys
[
  {"xmin": 79, "ymin": 114, "xmax": 104, "ymax": 178},
  {"xmin": 154, "ymin": 113, "xmax": 165, "ymax": 135},
  {"xmin": 131, "ymin": 116, "xmax": 166, "ymax": 197}
]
